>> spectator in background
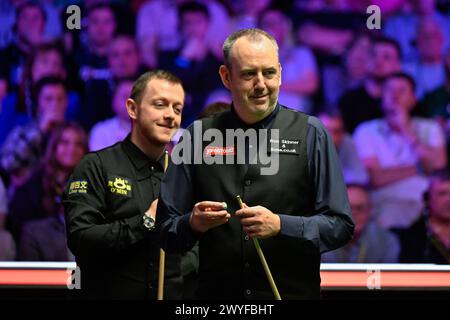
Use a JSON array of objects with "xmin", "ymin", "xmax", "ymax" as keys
[
  {"xmin": 231, "ymin": 0, "xmax": 271, "ymax": 30},
  {"xmin": 89, "ymin": 79, "xmax": 132, "ymax": 151},
  {"xmin": 292, "ymin": 0, "xmax": 367, "ymax": 57},
  {"xmin": 322, "ymin": 184, "xmax": 399, "ymax": 263},
  {"xmin": 0, "ymin": 176, "xmax": 7, "ymax": 228},
  {"xmin": 0, "ymin": 174, "xmax": 15, "ymax": 260},
  {"xmin": 384, "ymin": 0, "xmax": 450, "ymax": 64},
  {"xmin": 421, "ymin": 48, "xmax": 450, "ymax": 124},
  {"xmin": 420, "ymin": 48, "xmax": 450, "ymax": 164},
  {"xmin": 9, "ymin": 122, "xmax": 88, "ymax": 249},
  {"xmin": 108, "ymin": 35, "xmax": 142, "ymax": 80},
  {"xmin": 259, "ymin": 6, "xmax": 319, "ymax": 114},
  {"xmin": 339, "ymin": 37, "xmax": 402, "ymax": 133},
  {"xmin": 0, "ymin": 1, "xmax": 46, "ymax": 99},
  {"xmin": 0, "ymin": 0, "xmax": 63, "ymax": 49},
  {"xmin": 318, "ymin": 111, "xmax": 368, "ymax": 185},
  {"xmin": 0, "ymin": 42, "xmax": 80, "ymax": 147},
  {"xmin": 323, "ymin": 33, "xmax": 371, "ymax": 106},
  {"xmin": 198, "ymin": 101, "xmax": 230, "ymax": 119},
  {"xmin": 394, "ymin": 170, "xmax": 450, "ymax": 264},
  {"xmin": 354, "ymin": 72, "xmax": 447, "ymax": 228},
  {"xmin": 158, "ymin": 1, "xmax": 223, "ymax": 127},
  {"xmin": 404, "ymin": 18, "xmax": 446, "ymax": 99},
  {"xmin": 80, "ymin": 35, "xmax": 142, "ymax": 131},
  {"xmin": 136, "ymin": 0, "xmax": 231, "ymax": 68},
  {"xmin": 0, "ymin": 77, "xmax": 68, "ymax": 199},
  {"xmin": 74, "ymin": 3, "xmax": 116, "ymax": 83}
]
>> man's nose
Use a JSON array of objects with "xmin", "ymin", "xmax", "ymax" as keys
[
  {"xmin": 164, "ymin": 106, "xmax": 176, "ymax": 120},
  {"xmin": 254, "ymin": 73, "xmax": 266, "ymax": 90}
]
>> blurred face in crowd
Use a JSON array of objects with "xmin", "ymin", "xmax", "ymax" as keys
[
  {"xmin": 370, "ymin": 42, "xmax": 401, "ymax": 80},
  {"xmin": 127, "ymin": 78, "xmax": 184, "ymax": 146},
  {"xmin": 259, "ymin": 10, "xmax": 289, "ymax": 45},
  {"xmin": 345, "ymin": 35, "xmax": 371, "ymax": 80},
  {"xmin": 32, "ymin": 49, "xmax": 66, "ymax": 83},
  {"xmin": 108, "ymin": 36, "xmax": 140, "ymax": 78},
  {"xmin": 181, "ymin": 11, "xmax": 209, "ymax": 40},
  {"xmin": 382, "ymin": 77, "xmax": 416, "ymax": 117},
  {"xmin": 219, "ymin": 36, "xmax": 281, "ymax": 124},
  {"xmin": 445, "ymin": 49, "xmax": 450, "ymax": 79},
  {"xmin": 243, "ymin": 0, "xmax": 270, "ymax": 15},
  {"xmin": 16, "ymin": 5, "xmax": 45, "ymax": 46},
  {"xmin": 37, "ymin": 84, "xmax": 68, "ymax": 127},
  {"xmin": 410, "ymin": 0, "xmax": 436, "ymax": 15},
  {"xmin": 428, "ymin": 178, "xmax": 450, "ymax": 223},
  {"xmin": 318, "ymin": 114, "xmax": 345, "ymax": 149},
  {"xmin": 348, "ymin": 186, "xmax": 372, "ymax": 237},
  {"xmin": 56, "ymin": 128, "xmax": 87, "ymax": 170},
  {"xmin": 87, "ymin": 7, "xmax": 116, "ymax": 47},
  {"xmin": 417, "ymin": 19, "xmax": 444, "ymax": 63},
  {"xmin": 113, "ymin": 80, "xmax": 133, "ymax": 122}
]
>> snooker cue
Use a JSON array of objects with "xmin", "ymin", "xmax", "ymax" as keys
[
  {"xmin": 157, "ymin": 150, "xmax": 169, "ymax": 300},
  {"xmin": 236, "ymin": 195, "xmax": 282, "ymax": 300}
]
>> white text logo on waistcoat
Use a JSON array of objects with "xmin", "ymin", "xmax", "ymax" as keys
[{"xmin": 270, "ymin": 139, "xmax": 300, "ymax": 154}]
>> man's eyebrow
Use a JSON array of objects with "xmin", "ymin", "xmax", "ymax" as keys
[{"xmin": 240, "ymin": 68, "xmax": 256, "ymax": 73}]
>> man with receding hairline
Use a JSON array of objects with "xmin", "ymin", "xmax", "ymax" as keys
[{"xmin": 157, "ymin": 28, "xmax": 354, "ymax": 299}]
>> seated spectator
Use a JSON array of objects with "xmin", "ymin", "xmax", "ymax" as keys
[
  {"xmin": 157, "ymin": 1, "xmax": 223, "ymax": 127},
  {"xmin": 0, "ymin": 2, "xmax": 46, "ymax": 96},
  {"xmin": 322, "ymin": 184, "xmax": 399, "ymax": 263},
  {"xmin": 259, "ymin": 6, "xmax": 318, "ymax": 114},
  {"xmin": 318, "ymin": 111, "xmax": 368, "ymax": 185},
  {"xmin": 0, "ymin": 0, "xmax": 62, "ymax": 49},
  {"xmin": 7, "ymin": 122, "xmax": 88, "ymax": 246},
  {"xmin": 384, "ymin": 0, "xmax": 450, "ymax": 64},
  {"xmin": 89, "ymin": 79, "xmax": 132, "ymax": 151},
  {"xmin": 18, "ymin": 210, "xmax": 74, "ymax": 261},
  {"xmin": 79, "ymin": 35, "xmax": 142, "ymax": 131},
  {"xmin": 292, "ymin": 1, "xmax": 366, "ymax": 58},
  {"xmin": 394, "ymin": 169, "xmax": 450, "ymax": 264},
  {"xmin": 73, "ymin": 3, "xmax": 116, "ymax": 83},
  {"xmin": 0, "ymin": 175, "xmax": 7, "ymax": 228},
  {"xmin": 0, "ymin": 42, "xmax": 79, "ymax": 146},
  {"xmin": 136, "ymin": 0, "xmax": 230, "ymax": 67},
  {"xmin": 1, "ymin": 172, "xmax": 15, "ymax": 260},
  {"xmin": 420, "ymin": 48, "xmax": 450, "ymax": 124},
  {"xmin": 323, "ymin": 33, "xmax": 371, "ymax": 106},
  {"xmin": 231, "ymin": 0, "xmax": 271, "ymax": 31},
  {"xmin": 339, "ymin": 37, "xmax": 402, "ymax": 133},
  {"xmin": 0, "ymin": 229, "xmax": 15, "ymax": 261},
  {"xmin": 354, "ymin": 72, "xmax": 447, "ymax": 228},
  {"xmin": 198, "ymin": 102, "xmax": 231, "ymax": 119},
  {"xmin": 404, "ymin": 18, "xmax": 446, "ymax": 99},
  {"xmin": 0, "ymin": 76, "xmax": 68, "ymax": 197}
]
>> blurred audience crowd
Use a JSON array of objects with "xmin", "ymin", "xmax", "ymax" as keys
[{"xmin": 0, "ymin": 0, "xmax": 449, "ymax": 264}]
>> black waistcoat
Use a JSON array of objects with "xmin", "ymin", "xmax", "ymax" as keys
[{"xmin": 194, "ymin": 107, "xmax": 320, "ymax": 299}]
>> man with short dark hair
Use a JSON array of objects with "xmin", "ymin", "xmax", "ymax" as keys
[
  {"xmin": 63, "ymin": 70, "xmax": 185, "ymax": 299},
  {"xmin": 354, "ymin": 72, "xmax": 447, "ymax": 228},
  {"xmin": 0, "ymin": 76, "xmax": 67, "ymax": 194},
  {"xmin": 339, "ymin": 37, "xmax": 402, "ymax": 133},
  {"xmin": 157, "ymin": 1, "xmax": 223, "ymax": 127}
]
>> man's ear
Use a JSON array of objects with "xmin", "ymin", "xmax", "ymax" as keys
[
  {"xmin": 219, "ymin": 65, "xmax": 231, "ymax": 90},
  {"xmin": 278, "ymin": 63, "xmax": 282, "ymax": 86},
  {"xmin": 126, "ymin": 98, "xmax": 138, "ymax": 120}
]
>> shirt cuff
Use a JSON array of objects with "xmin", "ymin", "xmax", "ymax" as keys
[
  {"xmin": 278, "ymin": 214, "xmax": 304, "ymax": 239},
  {"xmin": 126, "ymin": 213, "xmax": 150, "ymax": 239},
  {"xmin": 178, "ymin": 213, "xmax": 201, "ymax": 251}
]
